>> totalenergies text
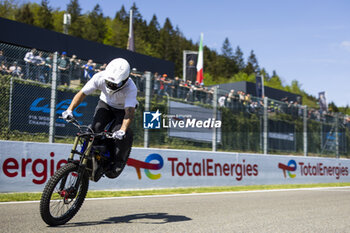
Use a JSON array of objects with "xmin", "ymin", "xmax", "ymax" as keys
[
  {"xmin": 298, "ymin": 162, "xmax": 348, "ymax": 179},
  {"xmin": 168, "ymin": 158, "xmax": 258, "ymax": 181}
]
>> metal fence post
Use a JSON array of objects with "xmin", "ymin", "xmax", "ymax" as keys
[
  {"xmin": 303, "ymin": 105, "xmax": 308, "ymax": 156},
  {"xmin": 263, "ymin": 97, "xmax": 268, "ymax": 155},
  {"xmin": 49, "ymin": 52, "xmax": 58, "ymax": 143},
  {"xmin": 144, "ymin": 71, "xmax": 151, "ymax": 148},
  {"xmin": 8, "ymin": 77, "xmax": 13, "ymax": 128},
  {"xmin": 212, "ymin": 86, "xmax": 218, "ymax": 152},
  {"xmin": 335, "ymin": 113, "xmax": 339, "ymax": 158}
]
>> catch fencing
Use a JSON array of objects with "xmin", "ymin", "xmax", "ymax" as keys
[{"xmin": 0, "ymin": 42, "xmax": 349, "ymax": 157}]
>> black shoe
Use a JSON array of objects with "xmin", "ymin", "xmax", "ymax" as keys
[
  {"xmin": 105, "ymin": 162, "xmax": 124, "ymax": 179},
  {"xmin": 109, "ymin": 161, "xmax": 123, "ymax": 171}
]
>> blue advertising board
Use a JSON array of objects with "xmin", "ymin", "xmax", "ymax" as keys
[{"xmin": 10, "ymin": 82, "xmax": 99, "ymax": 136}]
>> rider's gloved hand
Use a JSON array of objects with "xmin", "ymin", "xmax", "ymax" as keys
[
  {"xmin": 112, "ymin": 130, "xmax": 125, "ymax": 140},
  {"xmin": 62, "ymin": 110, "xmax": 73, "ymax": 121}
]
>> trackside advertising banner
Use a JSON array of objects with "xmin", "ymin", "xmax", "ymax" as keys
[
  {"xmin": 1, "ymin": 140, "xmax": 350, "ymax": 192},
  {"xmin": 10, "ymin": 82, "xmax": 99, "ymax": 136}
]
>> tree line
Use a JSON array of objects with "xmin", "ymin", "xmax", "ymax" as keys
[{"xmin": 0, "ymin": 0, "xmax": 345, "ymax": 111}]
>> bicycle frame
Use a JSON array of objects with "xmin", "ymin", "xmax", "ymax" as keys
[{"xmin": 59, "ymin": 118, "xmax": 108, "ymax": 192}]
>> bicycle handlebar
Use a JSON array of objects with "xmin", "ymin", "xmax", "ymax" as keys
[{"xmin": 59, "ymin": 116, "xmax": 113, "ymax": 138}]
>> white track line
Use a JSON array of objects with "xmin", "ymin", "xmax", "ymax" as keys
[{"xmin": 1, "ymin": 186, "xmax": 350, "ymax": 205}]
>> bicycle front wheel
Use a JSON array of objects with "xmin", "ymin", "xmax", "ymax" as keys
[{"xmin": 40, "ymin": 163, "xmax": 89, "ymax": 226}]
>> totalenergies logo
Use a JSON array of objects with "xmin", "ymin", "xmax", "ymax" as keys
[
  {"xmin": 127, "ymin": 153, "xmax": 164, "ymax": 180},
  {"xmin": 278, "ymin": 159, "xmax": 297, "ymax": 178}
]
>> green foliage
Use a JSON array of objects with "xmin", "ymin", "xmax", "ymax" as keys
[
  {"xmin": 0, "ymin": 0, "xmax": 344, "ymax": 110},
  {"xmin": 265, "ymin": 72, "xmax": 283, "ymax": 90},
  {"xmin": 233, "ymin": 46, "xmax": 245, "ymax": 70},
  {"xmin": 338, "ymin": 106, "xmax": 350, "ymax": 115},
  {"xmin": 0, "ymin": 0, "xmax": 17, "ymax": 19},
  {"xmin": 103, "ymin": 6, "xmax": 128, "ymax": 48},
  {"xmin": 328, "ymin": 102, "xmax": 339, "ymax": 112},
  {"xmin": 52, "ymin": 10, "xmax": 64, "ymax": 33},
  {"xmin": 82, "ymin": 4, "xmax": 107, "ymax": 43},
  {"xmin": 221, "ymin": 37, "xmax": 233, "ymax": 58},
  {"xmin": 14, "ymin": 3, "xmax": 34, "ymax": 25},
  {"xmin": 231, "ymin": 71, "xmax": 256, "ymax": 83},
  {"xmin": 244, "ymin": 50, "xmax": 259, "ymax": 75},
  {"xmin": 66, "ymin": 0, "xmax": 84, "ymax": 38},
  {"xmin": 36, "ymin": 0, "xmax": 53, "ymax": 30}
]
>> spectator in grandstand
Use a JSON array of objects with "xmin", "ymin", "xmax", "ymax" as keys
[
  {"xmin": 226, "ymin": 89, "xmax": 234, "ymax": 108},
  {"xmin": 280, "ymin": 97, "xmax": 289, "ymax": 114},
  {"xmin": 0, "ymin": 61, "xmax": 9, "ymax": 75},
  {"xmin": 227, "ymin": 89, "xmax": 239, "ymax": 109},
  {"xmin": 130, "ymin": 68, "xmax": 142, "ymax": 90},
  {"xmin": 248, "ymin": 100, "xmax": 260, "ymax": 113},
  {"xmin": 286, "ymin": 101, "xmax": 294, "ymax": 115},
  {"xmin": 201, "ymin": 86, "xmax": 212, "ymax": 104},
  {"xmin": 171, "ymin": 76, "xmax": 180, "ymax": 98},
  {"xmin": 218, "ymin": 94, "xmax": 226, "ymax": 107},
  {"xmin": 24, "ymin": 48, "xmax": 36, "ymax": 80},
  {"xmin": 167, "ymin": 76, "xmax": 175, "ymax": 97},
  {"xmin": 186, "ymin": 80, "xmax": 194, "ymax": 99},
  {"xmin": 244, "ymin": 94, "xmax": 252, "ymax": 107},
  {"xmin": 82, "ymin": 59, "xmax": 95, "ymax": 84},
  {"xmin": 158, "ymin": 74, "xmax": 168, "ymax": 96},
  {"xmin": 0, "ymin": 50, "xmax": 7, "ymax": 66},
  {"xmin": 33, "ymin": 51, "xmax": 46, "ymax": 83},
  {"xmin": 8, "ymin": 61, "xmax": 23, "ymax": 78},
  {"xmin": 209, "ymin": 88, "xmax": 215, "ymax": 104},
  {"xmin": 153, "ymin": 72, "xmax": 160, "ymax": 95},
  {"xmin": 344, "ymin": 116, "xmax": 350, "ymax": 128},
  {"xmin": 96, "ymin": 63, "xmax": 107, "ymax": 72},
  {"xmin": 193, "ymin": 81, "xmax": 202, "ymax": 102},
  {"xmin": 44, "ymin": 53, "xmax": 53, "ymax": 83},
  {"xmin": 184, "ymin": 80, "xmax": 193, "ymax": 101},
  {"xmin": 178, "ymin": 79, "xmax": 188, "ymax": 99},
  {"xmin": 69, "ymin": 55, "xmax": 83, "ymax": 82},
  {"xmin": 139, "ymin": 71, "xmax": 147, "ymax": 92},
  {"xmin": 57, "ymin": 52, "xmax": 70, "ymax": 86},
  {"xmin": 238, "ymin": 91, "xmax": 245, "ymax": 103},
  {"xmin": 92, "ymin": 62, "xmax": 97, "ymax": 71}
]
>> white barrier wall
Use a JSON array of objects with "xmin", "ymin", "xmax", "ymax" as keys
[{"xmin": 1, "ymin": 140, "xmax": 350, "ymax": 192}]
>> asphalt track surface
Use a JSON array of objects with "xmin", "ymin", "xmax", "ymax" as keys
[{"xmin": 1, "ymin": 187, "xmax": 350, "ymax": 233}]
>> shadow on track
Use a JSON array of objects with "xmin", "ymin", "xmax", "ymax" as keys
[{"xmin": 53, "ymin": 212, "xmax": 192, "ymax": 228}]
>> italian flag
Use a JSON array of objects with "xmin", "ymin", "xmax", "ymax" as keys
[{"xmin": 196, "ymin": 33, "xmax": 204, "ymax": 84}]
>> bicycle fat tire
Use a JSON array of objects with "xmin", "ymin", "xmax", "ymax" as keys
[{"xmin": 40, "ymin": 163, "xmax": 89, "ymax": 226}]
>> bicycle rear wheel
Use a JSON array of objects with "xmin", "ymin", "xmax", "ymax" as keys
[{"xmin": 40, "ymin": 163, "xmax": 89, "ymax": 226}]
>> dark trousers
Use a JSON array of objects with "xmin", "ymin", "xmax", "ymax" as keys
[
  {"xmin": 91, "ymin": 100, "xmax": 125, "ymax": 133},
  {"xmin": 58, "ymin": 70, "xmax": 70, "ymax": 86},
  {"xmin": 91, "ymin": 100, "xmax": 132, "ymax": 165}
]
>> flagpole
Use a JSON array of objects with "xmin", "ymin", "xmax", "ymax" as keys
[
  {"xmin": 261, "ymin": 74, "xmax": 265, "ymax": 98},
  {"xmin": 129, "ymin": 9, "xmax": 133, "ymax": 39},
  {"xmin": 127, "ymin": 9, "xmax": 134, "ymax": 51},
  {"xmin": 196, "ymin": 33, "xmax": 204, "ymax": 84}
]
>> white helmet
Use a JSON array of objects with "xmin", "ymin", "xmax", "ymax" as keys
[{"xmin": 104, "ymin": 58, "xmax": 130, "ymax": 94}]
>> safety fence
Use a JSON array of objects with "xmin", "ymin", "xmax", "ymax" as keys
[{"xmin": 0, "ymin": 42, "xmax": 349, "ymax": 157}]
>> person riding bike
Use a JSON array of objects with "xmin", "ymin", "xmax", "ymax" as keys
[{"xmin": 62, "ymin": 58, "xmax": 137, "ymax": 175}]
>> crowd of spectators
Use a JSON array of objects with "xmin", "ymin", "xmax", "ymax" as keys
[
  {"xmin": 0, "ymin": 49, "xmax": 107, "ymax": 86},
  {"xmin": 1, "ymin": 48, "xmax": 349, "ymax": 127},
  {"xmin": 133, "ymin": 72, "xmax": 218, "ymax": 104},
  {"xmin": 130, "ymin": 71, "xmax": 350, "ymax": 126}
]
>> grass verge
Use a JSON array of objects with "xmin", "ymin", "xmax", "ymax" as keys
[{"xmin": 1, "ymin": 183, "xmax": 350, "ymax": 202}]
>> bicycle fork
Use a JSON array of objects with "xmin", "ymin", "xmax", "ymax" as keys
[{"xmin": 59, "ymin": 136, "xmax": 94, "ymax": 199}]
